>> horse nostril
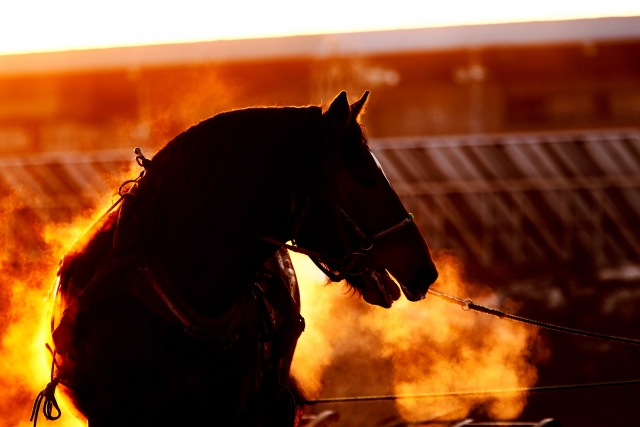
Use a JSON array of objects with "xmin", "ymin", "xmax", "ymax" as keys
[
  {"xmin": 422, "ymin": 265, "xmax": 439, "ymax": 285},
  {"xmin": 412, "ymin": 265, "xmax": 438, "ymax": 290}
]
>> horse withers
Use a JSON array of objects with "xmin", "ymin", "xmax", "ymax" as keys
[{"xmin": 37, "ymin": 91, "xmax": 438, "ymax": 427}]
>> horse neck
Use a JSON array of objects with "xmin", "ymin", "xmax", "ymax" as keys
[
  {"xmin": 150, "ymin": 190, "xmax": 296, "ymax": 315},
  {"xmin": 129, "ymin": 109, "xmax": 318, "ymax": 313}
]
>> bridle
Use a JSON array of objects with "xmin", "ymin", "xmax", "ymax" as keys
[
  {"xmin": 255, "ymin": 144, "xmax": 414, "ymax": 283},
  {"xmin": 106, "ymin": 145, "xmax": 414, "ymax": 284}
]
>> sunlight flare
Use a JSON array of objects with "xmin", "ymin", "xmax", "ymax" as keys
[{"xmin": 1, "ymin": 0, "xmax": 639, "ymax": 55}]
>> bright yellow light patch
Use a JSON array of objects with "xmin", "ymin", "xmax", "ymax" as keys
[{"xmin": 1, "ymin": 0, "xmax": 639, "ymax": 55}]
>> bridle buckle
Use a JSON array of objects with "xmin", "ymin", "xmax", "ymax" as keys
[
  {"xmin": 359, "ymin": 236, "xmax": 374, "ymax": 251},
  {"xmin": 342, "ymin": 252, "xmax": 370, "ymax": 276}
]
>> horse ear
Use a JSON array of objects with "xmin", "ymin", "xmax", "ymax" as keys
[
  {"xmin": 350, "ymin": 90, "xmax": 370, "ymax": 120},
  {"xmin": 327, "ymin": 91, "xmax": 351, "ymax": 131}
]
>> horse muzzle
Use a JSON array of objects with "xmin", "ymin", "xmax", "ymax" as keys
[{"xmin": 398, "ymin": 265, "xmax": 439, "ymax": 302}]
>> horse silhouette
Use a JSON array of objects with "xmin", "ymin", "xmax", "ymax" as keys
[{"xmin": 37, "ymin": 91, "xmax": 438, "ymax": 427}]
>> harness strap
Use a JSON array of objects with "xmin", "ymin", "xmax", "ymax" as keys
[
  {"xmin": 52, "ymin": 254, "xmax": 143, "ymax": 349},
  {"xmin": 253, "ymin": 269, "xmax": 305, "ymax": 348},
  {"xmin": 134, "ymin": 254, "xmax": 243, "ymax": 342}
]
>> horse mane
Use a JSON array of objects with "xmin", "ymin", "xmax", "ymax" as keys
[{"xmin": 123, "ymin": 106, "xmax": 324, "ymax": 254}]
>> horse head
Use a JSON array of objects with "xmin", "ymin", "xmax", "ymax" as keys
[
  {"xmin": 295, "ymin": 91, "xmax": 438, "ymax": 308},
  {"xmin": 106, "ymin": 92, "xmax": 436, "ymax": 310}
]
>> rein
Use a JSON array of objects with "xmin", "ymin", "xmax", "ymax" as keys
[
  {"xmin": 252, "ymin": 205, "xmax": 414, "ymax": 283},
  {"xmin": 338, "ymin": 207, "xmax": 414, "ymax": 251},
  {"xmin": 428, "ymin": 288, "xmax": 640, "ymax": 347}
]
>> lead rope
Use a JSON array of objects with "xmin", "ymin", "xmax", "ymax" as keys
[
  {"xmin": 427, "ymin": 288, "xmax": 640, "ymax": 347},
  {"xmin": 30, "ymin": 344, "xmax": 61, "ymax": 426}
]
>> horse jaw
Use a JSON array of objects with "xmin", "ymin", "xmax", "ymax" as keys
[{"xmin": 355, "ymin": 270, "xmax": 401, "ymax": 309}]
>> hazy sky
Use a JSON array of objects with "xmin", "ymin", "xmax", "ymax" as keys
[{"xmin": 1, "ymin": 0, "xmax": 639, "ymax": 55}]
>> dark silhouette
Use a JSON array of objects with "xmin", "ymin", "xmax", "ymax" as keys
[{"xmin": 42, "ymin": 92, "xmax": 438, "ymax": 426}]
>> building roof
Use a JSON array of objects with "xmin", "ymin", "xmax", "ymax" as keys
[
  {"xmin": 1, "ymin": 16, "xmax": 640, "ymax": 77},
  {"xmin": 372, "ymin": 128, "xmax": 640, "ymax": 273}
]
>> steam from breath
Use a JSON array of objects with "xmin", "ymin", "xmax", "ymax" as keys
[
  {"xmin": 0, "ymin": 158, "xmax": 143, "ymax": 426},
  {"xmin": 1, "ymin": 199, "xmax": 542, "ymax": 426},
  {"xmin": 290, "ymin": 251, "xmax": 545, "ymax": 422}
]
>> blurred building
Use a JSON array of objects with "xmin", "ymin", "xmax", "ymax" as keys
[{"xmin": 2, "ymin": 16, "xmax": 640, "ymax": 276}]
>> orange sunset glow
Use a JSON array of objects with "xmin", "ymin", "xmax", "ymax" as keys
[
  {"xmin": 3, "ymin": 1, "xmax": 640, "ymax": 425},
  {"xmin": 1, "ymin": 0, "xmax": 640, "ymax": 55}
]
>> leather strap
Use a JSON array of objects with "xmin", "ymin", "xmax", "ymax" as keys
[{"xmin": 132, "ymin": 254, "xmax": 246, "ymax": 341}]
